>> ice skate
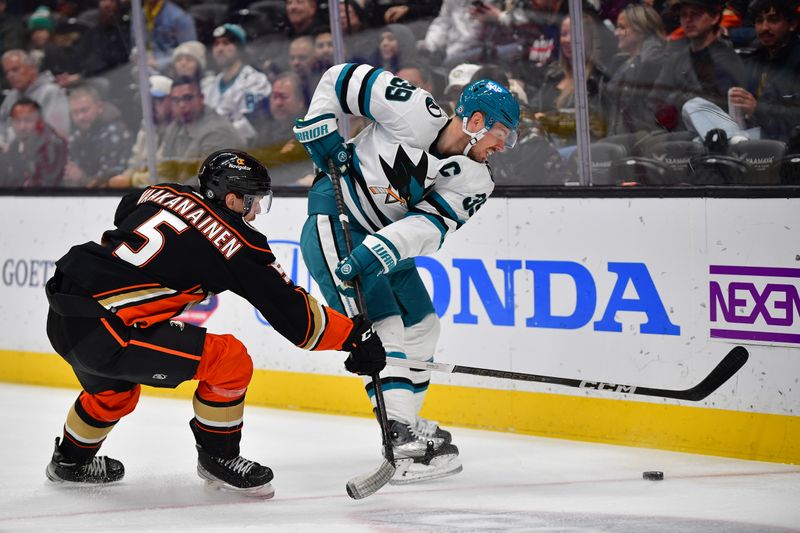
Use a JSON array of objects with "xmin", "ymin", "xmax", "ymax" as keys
[
  {"xmin": 45, "ymin": 437, "xmax": 124, "ymax": 484},
  {"xmin": 387, "ymin": 420, "xmax": 462, "ymax": 485},
  {"xmin": 195, "ymin": 445, "xmax": 275, "ymax": 498},
  {"xmin": 414, "ymin": 417, "xmax": 452, "ymax": 445}
]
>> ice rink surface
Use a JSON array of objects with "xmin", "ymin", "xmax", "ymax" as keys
[{"xmin": 1, "ymin": 382, "xmax": 798, "ymax": 533}]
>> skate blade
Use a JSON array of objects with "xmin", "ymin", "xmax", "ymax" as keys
[
  {"xmin": 45, "ymin": 466, "xmax": 123, "ymax": 486},
  {"xmin": 197, "ymin": 466, "xmax": 275, "ymax": 499},
  {"xmin": 390, "ymin": 455, "xmax": 463, "ymax": 485}
]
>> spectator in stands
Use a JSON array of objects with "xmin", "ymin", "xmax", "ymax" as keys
[
  {"xmin": 285, "ymin": 0, "xmax": 328, "ymax": 38},
  {"xmin": 203, "ymin": 24, "xmax": 271, "ymax": 147},
  {"xmin": 467, "ymin": 0, "xmax": 559, "ymax": 82},
  {"xmin": 288, "ymin": 35, "xmax": 317, "ymax": 104},
  {"xmin": 313, "ymin": 30, "xmax": 334, "ymax": 72},
  {"xmin": 603, "ymin": 3, "xmax": 666, "ymax": 135},
  {"xmin": 0, "ymin": 98, "xmax": 67, "ymax": 188},
  {"xmin": 26, "ymin": 5, "xmax": 54, "ymax": 68},
  {"xmin": 441, "ymin": 62, "xmax": 481, "ymax": 114},
  {"xmin": 108, "ymin": 74, "xmax": 173, "ymax": 188},
  {"xmin": 420, "ymin": 0, "xmax": 503, "ymax": 67},
  {"xmin": 64, "ymin": 84, "xmax": 133, "ymax": 187},
  {"xmin": 0, "ymin": 1, "xmax": 26, "ymax": 62},
  {"xmin": 339, "ymin": 0, "xmax": 380, "ymax": 67},
  {"xmin": 374, "ymin": 23, "xmax": 417, "ymax": 72},
  {"xmin": 370, "ymin": 1, "xmax": 442, "ymax": 25},
  {"xmin": 728, "ymin": 0, "xmax": 800, "ymax": 143},
  {"xmin": 140, "ymin": 0, "xmax": 197, "ymax": 72},
  {"xmin": 170, "ymin": 40, "xmax": 212, "ymax": 88},
  {"xmin": 42, "ymin": 18, "xmax": 90, "ymax": 90},
  {"xmin": 532, "ymin": 14, "xmax": 608, "ymax": 142},
  {"xmin": 158, "ymin": 76, "xmax": 245, "ymax": 183},
  {"xmin": 0, "ymin": 49, "xmax": 70, "ymax": 144},
  {"xmin": 83, "ymin": 0, "xmax": 131, "ymax": 80},
  {"xmin": 340, "ymin": 0, "xmax": 371, "ymax": 34},
  {"xmin": 253, "ymin": 71, "xmax": 310, "ymax": 185},
  {"xmin": 396, "ymin": 61, "xmax": 436, "ymax": 95},
  {"xmin": 648, "ymin": 0, "xmax": 746, "ymax": 132}
]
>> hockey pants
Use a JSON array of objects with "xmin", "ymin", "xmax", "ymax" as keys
[
  {"xmin": 300, "ymin": 214, "xmax": 440, "ymax": 425},
  {"xmin": 47, "ymin": 305, "xmax": 254, "ymax": 463}
]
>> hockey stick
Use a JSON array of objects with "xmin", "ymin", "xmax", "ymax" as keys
[
  {"xmin": 386, "ymin": 345, "xmax": 748, "ymax": 402},
  {"xmin": 327, "ymin": 160, "xmax": 396, "ymax": 500}
]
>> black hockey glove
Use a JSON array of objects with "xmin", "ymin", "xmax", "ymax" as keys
[{"xmin": 342, "ymin": 315, "xmax": 386, "ymax": 376}]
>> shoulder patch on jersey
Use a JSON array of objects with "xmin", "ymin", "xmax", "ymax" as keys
[{"xmin": 425, "ymin": 96, "xmax": 443, "ymax": 118}]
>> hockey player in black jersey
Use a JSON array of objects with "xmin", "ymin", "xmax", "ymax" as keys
[{"xmin": 44, "ymin": 149, "xmax": 386, "ymax": 498}]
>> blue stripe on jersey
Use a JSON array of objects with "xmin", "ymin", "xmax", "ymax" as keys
[
  {"xmin": 335, "ymin": 63, "xmax": 358, "ymax": 115},
  {"xmin": 413, "ymin": 381, "xmax": 429, "ymax": 392},
  {"xmin": 425, "ymin": 191, "xmax": 464, "ymax": 228},
  {"xmin": 359, "ymin": 67, "xmax": 384, "ymax": 120},
  {"xmin": 372, "ymin": 233, "xmax": 400, "ymax": 263},
  {"xmin": 366, "ymin": 379, "xmax": 414, "ymax": 397},
  {"xmin": 407, "ymin": 209, "xmax": 448, "ymax": 248}
]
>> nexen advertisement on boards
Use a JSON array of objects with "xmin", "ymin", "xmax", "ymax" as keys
[{"xmin": 0, "ymin": 196, "xmax": 797, "ymax": 416}]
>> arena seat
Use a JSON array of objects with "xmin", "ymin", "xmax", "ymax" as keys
[
  {"xmin": 648, "ymin": 140, "xmax": 706, "ymax": 184},
  {"xmin": 727, "ymin": 140, "xmax": 786, "ymax": 185},
  {"xmin": 608, "ymin": 157, "xmax": 672, "ymax": 186},
  {"xmin": 689, "ymin": 154, "xmax": 751, "ymax": 185},
  {"xmin": 567, "ymin": 142, "xmax": 627, "ymax": 185},
  {"xmin": 779, "ymin": 154, "xmax": 800, "ymax": 185}
]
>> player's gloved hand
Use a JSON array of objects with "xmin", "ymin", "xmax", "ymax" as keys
[
  {"xmin": 293, "ymin": 113, "xmax": 350, "ymax": 173},
  {"xmin": 335, "ymin": 236, "xmax": 399, "ymax": 296},
  {"xmin": 342, "ymin": 315, "xmax": 386, "ymax": 375}
]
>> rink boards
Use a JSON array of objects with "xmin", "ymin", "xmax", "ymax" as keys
[{"xmin": 1, "ymin": 194, "xmax": 798, "ymax": 464}]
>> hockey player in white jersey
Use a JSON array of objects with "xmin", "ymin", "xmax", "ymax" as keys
[{"xmin": 294, "ymin": 63, "xmax": 519, "ymax": 484}]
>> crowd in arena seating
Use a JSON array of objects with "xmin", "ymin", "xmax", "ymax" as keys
[{"xmin": 0, "ymin": 0, "xmax": 797, "ymax": 189}]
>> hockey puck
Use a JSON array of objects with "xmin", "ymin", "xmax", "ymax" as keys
[{"xmin": 643, "ymin": 471, "xmax": 664, "ymax": 480}]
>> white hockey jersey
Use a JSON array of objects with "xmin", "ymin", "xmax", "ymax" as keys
[
  {"xmin": 203, "ymin": 64, "xmax": 271, "ymax": 143},
  {"xmin": 304, "ymin": 63, "xmax": 494, "ymax": 264}
]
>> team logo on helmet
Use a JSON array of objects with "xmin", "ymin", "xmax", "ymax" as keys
[{"xmin": 236, "ymin": 158, "xmax": 245, "ymax": 165}]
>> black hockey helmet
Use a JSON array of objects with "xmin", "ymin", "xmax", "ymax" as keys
[{"xmin": 198, "ymin": 149, "xmax": 272, "ymax": 217}]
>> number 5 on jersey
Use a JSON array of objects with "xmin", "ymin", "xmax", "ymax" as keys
[{"xmin": 114, "ymin": 210, "xmax": 189, "ymax": 267}]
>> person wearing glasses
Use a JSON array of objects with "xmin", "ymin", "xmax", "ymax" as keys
[{"xmin": 157, "ymin": 76, "xmax": 245, "ymax": 183}]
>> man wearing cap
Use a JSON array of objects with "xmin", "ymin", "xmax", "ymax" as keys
[
  {"xmin": 108, "ymin": 75, "xmax": 174, "ymax": 188},
  {"xmin": 441, "ymin": 63, "xmax": 481, "ymax": 114},
  {"xmin": 203, "ymin": 24, "xmax": 271, "ymax": 147},
  {"xmin": 647, "ymin": 0, "xmax": 746, "ymax": 132}
]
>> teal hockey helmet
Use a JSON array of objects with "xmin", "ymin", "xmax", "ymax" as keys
[{"xmin": 455, "ymin": 79, "xmax": 520, "ymax": 154}]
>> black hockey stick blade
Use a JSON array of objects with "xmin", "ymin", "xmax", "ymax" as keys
[
  {"xmin": 635, "ymin": 345, "xmax": 749, "ymax": 401},
  {"xmin": 385, "ymin": 346, "xmax": 749, "ymax": 402},
  {"xmin": 346, "ymin": 459, "xmax": 396, "ymax": 500}
]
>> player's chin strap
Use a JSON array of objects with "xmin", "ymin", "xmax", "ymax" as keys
[{"xmin": 461, "ymin": 117, "xmax": 488, "ymax": 156}]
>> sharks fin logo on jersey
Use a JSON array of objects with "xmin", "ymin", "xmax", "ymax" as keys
[{"xmin": 378, "ymin": 146, "xmax": 429, "ymax": 207}]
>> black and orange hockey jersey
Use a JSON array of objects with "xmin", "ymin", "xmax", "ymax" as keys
[{"xmin": 55, "ymin": 183, "xmax": 353, "ymax": 351}]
